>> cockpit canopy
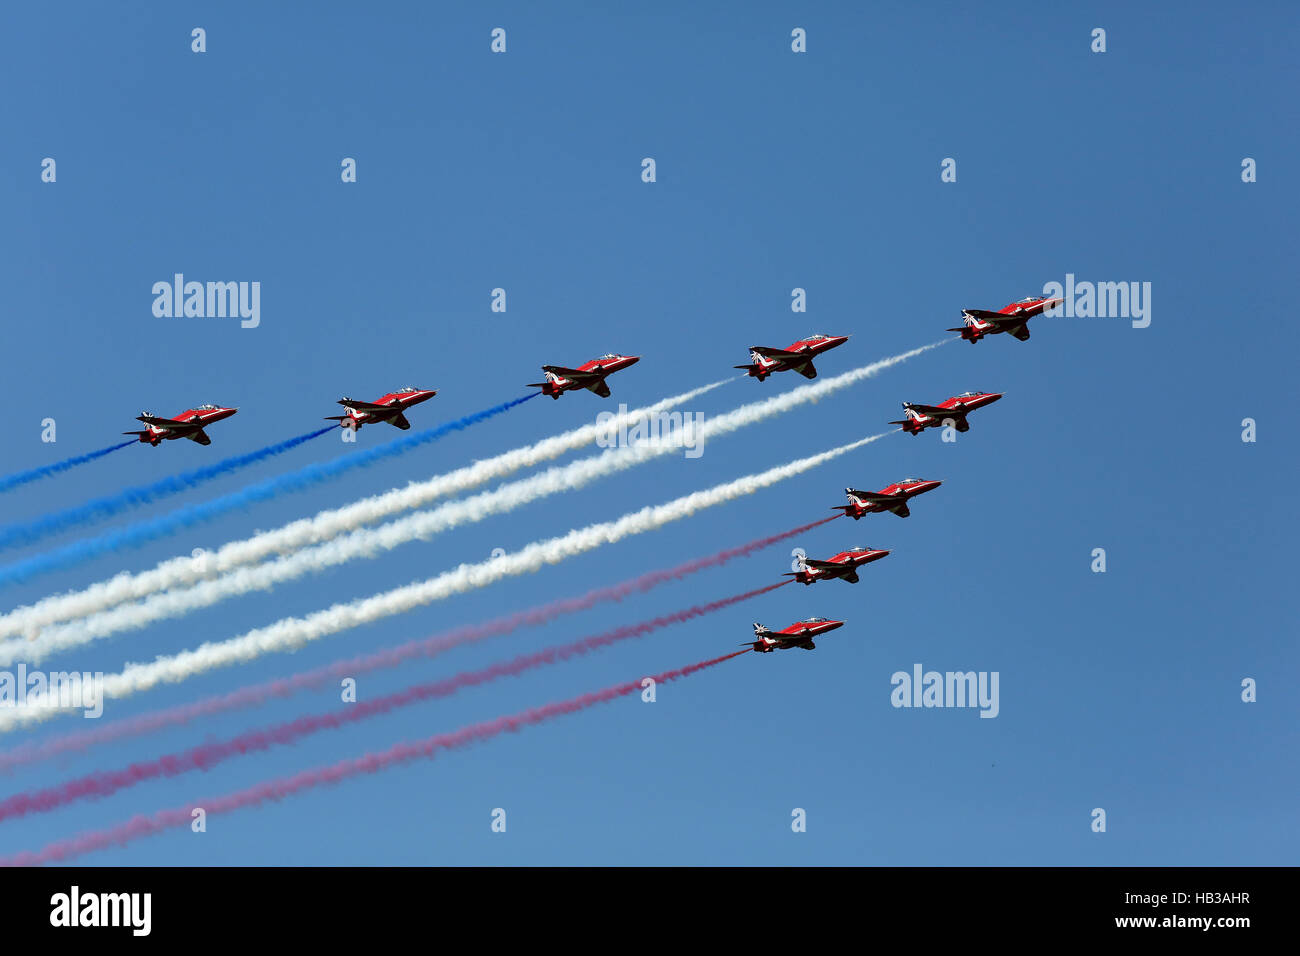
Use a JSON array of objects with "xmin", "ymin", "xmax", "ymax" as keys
[
  {"xmin": 195, "ymin": 403, "xmax": 222, "ymax": 410},
  {"xmin": 597, "ymin": 353, "xmax": 623, "ymax": 360},
  {"xmin": 955, "ymin": 391, "xmax": 984, "ymax": 398},
  {"xmin": 801, "ymin": 616, "xmax": 828, "ymax": 623},
  {"xmin": 395, "ymin": 386, "xmax": 422, "ymax": 393},
  {"xmin": 1015, "ymin": 295, "xmax": 1044, "ymax": 303},
  {"xmin": 803, "ymin": 333, "xmax": 829, "ymax": 341}
]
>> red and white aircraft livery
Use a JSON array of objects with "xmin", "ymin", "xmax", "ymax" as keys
[
  {"xmin": 528, "ymin": 354, "xmax": 640, "ymax": 399},
  {"xmin": 743, "ymin": 617, "xmax": 845, "ymax": 653},
  {"xmin": 325, "ymin": 386, "xmax": 438, "ymax": 431},
  {"xmin": 784, "ymin": 547, "xmax": 890, "ymax": 585},
  {"xmin": 947, "ymin": 294, "xmax": 1063, "ymax": 343},
  {"xmin": 890, "ymin": 391, "xmax": 1002, "ymax": 435},
  {"xmin": 123, "ymin": 404, "xmax": 238, "ymax": 446},
  {"xmin": 734, "ymin": 333, "xmax": 849, "ymax": 381},
  {"xmin": 834, "ymin": 479, "xmax": 943, "ymax": 519}
]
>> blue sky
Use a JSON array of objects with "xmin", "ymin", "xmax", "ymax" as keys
[{"xmin": 0, "ymin": 1, "xmax": 1294, "ymax": 864}]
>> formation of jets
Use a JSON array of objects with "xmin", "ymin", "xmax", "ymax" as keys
[
  {"xmin": 735, "ymin": 292, "xmax": 1052, "ymax": 652},
  {"xmin": 115, "ymin": 293, "xmax": 1046, "ymax": 657}
]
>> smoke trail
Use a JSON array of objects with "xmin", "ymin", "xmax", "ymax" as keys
[
  {"xmin": 8, "ymin": 341, "xmax": 939, "ymax": 653},
  {"xmin": 0, "ymin": 585, "xmax": 778, "ymax": 820},
  {"xmin": 14, "ymin": 422, "xmax": 873, "ymax": 659},
  {"xmin": 0, "ymin": 380, "xmax": 730, "ymax": 639},
  {"xmin": 0, "ymin": 441, "xmax": 135, "ymax": 495},
  {"xmin": 0, "ymin": 517, "xmax": 832, "ymax": 768},
  {"xmin": 0, "ymin": 428, "xmax": 335, "ymax": 551},
  {"xmin": 0, "ymin": 650, "xmax": 747, "ymax": 865},
  {"xmin": 0, "ymin": 394, "xmax": 538, "ymax": 588},
  {"xmin": 0, "ymin": 430, "xmax": 886, "ymax": 732}
]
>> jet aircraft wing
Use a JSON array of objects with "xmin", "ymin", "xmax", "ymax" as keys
[
  {"xmin": 338, "ymin": 399, "xmax": 401, "ymax": 412},
  {"xmin": 135, "ymin": 415, "xmax": 192, "ymax": 428},
  {"xmin": 846, "ymin": 490, "xmax": 905, "ymax": 503},
  {"xmin": 748, "ymin": 346, "xmax": 807, "ymax": 361}
]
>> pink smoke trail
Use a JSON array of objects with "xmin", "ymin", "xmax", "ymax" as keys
[
  {"xmin": 0, "ymin": 649, "xmax": 749, "ymax": 865},
  {"xmin": 0, "ymin": 583, "xmax": 783, "ymax": 822},
  {"xmin": 0, "ymin": 516, "xmax": 835, "ymax": 771}
]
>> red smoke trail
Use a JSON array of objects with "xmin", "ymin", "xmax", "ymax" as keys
[
  {"xmin": 0, "ymin": 516, "xmax": 835, "ymax": 770},
  {"xmin": 0, "ymin": 584, "xmax": 782, "ymax": 822},
  {"xmin": 0, "ymin": 649, "xmax": 749, "ymax": 865}
]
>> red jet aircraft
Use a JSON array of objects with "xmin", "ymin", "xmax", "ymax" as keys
[
  {"xmin": 947, "ymin": 294, "xmax": 1063, "ymax": 343},
  {"xmin": 890, "ymin": 391, "xmax": 1002, "ymax": 435},
  {"xmin": 528, "ymin": 354, "xmax": 640, "ymax": 399},
  {"xmin": 833, "ymin": 479, "xmax": 943, "ymax": 519},
  {"xmin": 734, "ymin": 333, "xmax": 849, "ymax": 381},
  {"xmin": 743, "ymin": 617, "xmax": 845, "ymax": 653},
  {"xmin": 123, "ymin": 404, "xmax": 238, "ymax": 446},
  {"xmin": 784, "ymin": 547, "xmax": 890, "ymax": 585},
  {"xmin": 325, "ymin": 386, "xmax": 438, "ymax": 431}
]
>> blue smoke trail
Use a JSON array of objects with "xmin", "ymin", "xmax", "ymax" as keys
[
  {"xmin": 0, "ymin": 441, "xmax": 135, "ymax": 495},
  {"xmin": 0, "ymin": 393, "xmax": 539, "ymax": 588},
  {"xmin": 0, "ymin": 428, "xmax": 337, "ymax": 553}
]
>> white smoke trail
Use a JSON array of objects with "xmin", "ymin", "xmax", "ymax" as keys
[
  {"xmin": 0, "ymin": 380, "xmax": 731, "ymax": 640},
  {"xmin": 6, "ymin": 342, "xmax": 942, "ymax": 663},
  {"xmin": 0, "ymin": 430, "xmax": 893, "ymax": 732}
]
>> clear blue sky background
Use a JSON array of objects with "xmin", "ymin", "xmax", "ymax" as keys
[{"xmin": 0, "ymin": 1, "xmax": 1294, "ymax": 865}]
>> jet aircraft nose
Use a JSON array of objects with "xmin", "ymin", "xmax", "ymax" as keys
[
  {"xmin": 822, "ymin": 620, "xmax": 845, "ymax": 631},
  {"xmin": 984, "ymin": 393, "xmax": 1003, "ymax": 404},
  {"xmin": 623, "ymin": 355, "xmax": 641, "ymax": 366}
]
